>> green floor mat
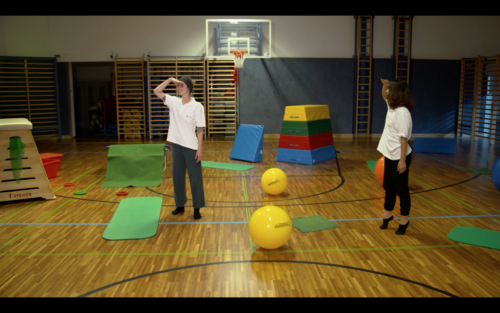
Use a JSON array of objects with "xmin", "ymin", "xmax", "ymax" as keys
[
  {"xmin": 447, "ymin": 226, "xmax": 500, "ymax": 250},
  {"xmin": 103, "ymin": 197, "xmax": 163, "ymax": 240},
  {"xmin": 466, "ymin": 168, "xmax": 492, "ymax": 175},
  {"xmin": 291, "ymin": 215, "xmax": 340, "ymax": 233},
  {"xmin": 201, "ymin": 161, "xmax": 254, "ymax": 171},
  {"xmin": 366, "ymin": 160, "xmax": 377, "ymax": 174},
  {"xmin": 100, "ymin": 144, "xmax": 165, "ymax": 188}
]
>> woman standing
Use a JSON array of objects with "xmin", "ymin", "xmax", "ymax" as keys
[
  {"xmin": 378, "ymin": 78, "xmax": 414, "ymax": 235},
  {"xmin": 154, "ymin": 76, "xmax": 205, "ymax": 219}
]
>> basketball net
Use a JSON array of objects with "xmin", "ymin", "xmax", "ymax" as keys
[
  {"xmin": 230, "ymin": 50, "xmax": 248, "ymax": 70},
  {"xmin": 230, "ymin": 50, "xmax": 248, "ymax": 101}
]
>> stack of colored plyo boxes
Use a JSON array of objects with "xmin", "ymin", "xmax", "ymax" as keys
[{"xmin": 276, "ymin": 105, "xmax": 335, "ymax": 165}]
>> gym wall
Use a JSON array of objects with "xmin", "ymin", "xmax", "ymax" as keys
[
  {"xmin": 2, "ymin": 16, "xmax": 499, "ymax": 136},
  {"xmin": 371, "ymin": 16, "xmax": 393, "ymax": 59},
  {"xmin": 0, "ymin": 17, "xmax": 6, "ymax": 56},
  {"xmin": 412, "ymin": 16, "xmax": 500, "ymax": 59},
  {"xmin": 371, "ymin": 59, "xmax": 461, "ymax": 135},
  {"xmin": 239, "ymin": 58, "xmax": 354, "ymax": 134},
  {"xmin": 56, "ymin": 63, "xmax": 72, "ymax": 136},
  {"xmin": 1, "ymin": 16, "xmax": 355, "ymax": 61},
  {"xmin": 409, "ymin": 60, "xmax": 461, "ymax": 134},
  {"xmin": 2, "ymin": 16, "xmax": 500, "ymax": 60},
  {"xmin": 371, "ymin": 59, "xmax": 394, "ymax": 134}
]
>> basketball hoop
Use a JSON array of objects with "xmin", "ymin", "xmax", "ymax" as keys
[{"xmin": 230, "ymin": 50, "xmax": 248, "ymax": 69}]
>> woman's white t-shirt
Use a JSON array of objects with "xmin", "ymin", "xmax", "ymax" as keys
[
  {"xmin": 377, "ymin": 100, "xmax": 412, "ymax": 160},
  {"xmin": 164, "ymin": 95, "xmax": 206, "ymax": 150}
]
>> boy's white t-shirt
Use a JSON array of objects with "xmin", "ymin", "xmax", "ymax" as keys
[
  {"xmin": 164, "ymin": 94, "xmax": 206, "ymax": 150},
  {"xmin": 377, "ymin": 100, "xmax": 412, "ymax": 160}
]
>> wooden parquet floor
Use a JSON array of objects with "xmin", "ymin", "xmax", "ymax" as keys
[{"xmin": 1, "ymin": 135, "xmax": 499, "ymax": 297}]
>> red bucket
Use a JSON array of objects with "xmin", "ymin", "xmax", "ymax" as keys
[
  {"xmin": 39, "ymin": 153, "xmax": 63, "ymax": 171},
  {"xmin": 42, "ymin": 158, "xmax": 59, "ymax": 179}
]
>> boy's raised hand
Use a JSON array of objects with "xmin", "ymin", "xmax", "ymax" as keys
[{"xmin": 381, "ymin": 78, "xmax": 390, "ymax": 86}]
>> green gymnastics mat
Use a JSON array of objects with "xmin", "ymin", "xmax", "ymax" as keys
[
  {"xmin": 100, "ymin": 144, "xmax": 164, "ymax": 188},
  {"xmin": 447, "ymin": 226, "xmax": 500, "ymax": 250},
  {"xmin": 367, "ymin": 160, "xmax": 377, "ymax": 174},
  {"xmin": 103, "ymin": 197, "xmax": 163, "ymax": 240},
  {"xmin": 466, "ymin": 168, "xmax": 492, "ymax": 175},
  {"xmin": 201, "ymin": 161, "xmax": 254, "ymax": 171},
  {"xmin": 292, "ymin": 215, "xmax": 340, "ymax": 233}
]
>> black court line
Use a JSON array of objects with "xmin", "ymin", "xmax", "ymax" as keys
[
  {"xmin": 145, "ymin": 154, "xmax": 345, "ymax": 203},
  {"xmin": 55, "ymin": 149, "xmax": 482, "ymax": 206},
  {"xmin": 144, "ymin": 165, "xmax": 482, "ymax": 205},
  {"xmin": 77, "ymin": 260, "xmax": 459, "ymax": 298},
  {"xmin": 55, "ymin": 172, "xmax": 481, "ymax": 208}
]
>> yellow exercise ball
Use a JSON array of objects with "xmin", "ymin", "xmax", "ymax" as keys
[
  {"xmin": 261, "ymin": 168, "xmax": 288, "ymax": 195},
  {"xmin": 248, "ymin": 205, "xmax": 292, "ymax": 249}
]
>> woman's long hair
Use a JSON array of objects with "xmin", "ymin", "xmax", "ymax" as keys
[{"xmin": 387, "ymin": 79, "xmax": 414, "ymax": 111}]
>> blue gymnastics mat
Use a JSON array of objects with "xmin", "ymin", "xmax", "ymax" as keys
[
  {"xmin": 230, "ymin": 124, "xmax": 264, "ymax": 163},
  {"xmin": 276, "ymin": 145, "xmax": 336, "ymax": 165},
  {"xmin": 412, "ymin": 138, "xmax": 457, "ymax": 154}
]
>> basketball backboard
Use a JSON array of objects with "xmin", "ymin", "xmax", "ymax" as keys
[{"xmin": 205, "ymin": 19, "xmax": 271, "ymax": 59}]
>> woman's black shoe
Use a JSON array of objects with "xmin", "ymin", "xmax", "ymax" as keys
[
  {"xmin": 395, "ymin": 220, "xmax": 409, "ymax": 235},
  {"xmin": 194, "ymin": 208, "xmax": 201, "ymax": 219},
  {"xmin": 172, "ymin": 207, "xmax": 184, "ymax": 215},
  {"xmin": 379, "ymin": 216, "xmax": 393, "ymax": 229}
]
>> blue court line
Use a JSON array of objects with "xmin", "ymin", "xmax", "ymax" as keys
[
  {"xmin": 417, "ymin": 153, "xmax": 493, "ymax": 180},
  {"xmin": 2, "ymin": 215, "xmax": 499, "ymax": 226}
]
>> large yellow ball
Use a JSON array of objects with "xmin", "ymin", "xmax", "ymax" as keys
[
  {"xmin": 261, "ymin": 168, "xmax": 288, "ymax": 195},
  {"xmin": 248, "ymin": 205, "xmax": 292, "ymax": 249}
]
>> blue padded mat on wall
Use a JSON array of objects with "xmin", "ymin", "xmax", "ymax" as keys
[
  {"xmin": 230, "ymin": 124, "xmax": 264, "ymax": 163},
  {"xmin": 412, "ymin": 138, "xmax": 457, "ymax": 154}
]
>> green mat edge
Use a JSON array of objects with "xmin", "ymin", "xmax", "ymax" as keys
[
  {"xmin": 447, "ymin": 226, "xmax": 500, "ymax": 250},
  {"xmin": 201, "ymin": 160, "xmax": 255, "ymax": 171}
]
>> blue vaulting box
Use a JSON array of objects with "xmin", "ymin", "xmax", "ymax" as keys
[{"xmin": 276, "ymin": 145, "xmax": 336, "ymax": 165}]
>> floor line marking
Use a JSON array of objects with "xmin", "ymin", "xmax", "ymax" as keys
[
  {"xmin": 0, "ymin": 201, "xmax": 39, "ymax": 223},
  {"xmin": 2, "ymin": 215, "xmax": 499, "ymax": 226},
  {"xmin": 0, "ymin": 175, "xmax": 104, "ymax": 251},
  {"xmin": 0, "ymin": 244, "xmax": 468, "ymax": 257},
  {"xmin": 417, "ymin": 153, "xmax": 492, "ymax": 180},
  {"xmin": 0, "ymin": 226, "xmax": 35, "ymax": 251},
  {"xmin": 410, "ymin": 175, "xmax": 500, "ymax": 223},
  {"xmin": 241, "ymin": 172, "xmax": 253, "ymax": 252},
  {"xmin": 0, "ymin": 167, "xmax": 102, "ymax": 223},
  {"xmin": 84, "ymin": 177, "xmax": 105, "ymax": 191},
  {"xmin": 34, "ymin": 199, "xmax": 73, "ymax": 224},
  {"xmin": 414, "ymin": 194, "xmax": 473, "ymax": 227}
]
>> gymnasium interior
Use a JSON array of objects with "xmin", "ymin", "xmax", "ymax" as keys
[{"xmin": 0, "ymin": 16, "xmax": 500, "ymax": 297}]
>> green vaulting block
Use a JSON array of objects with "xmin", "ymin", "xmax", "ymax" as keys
[{"xmin": 280, "ymin": 119, "xmax": 332, "ymax": 137}]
